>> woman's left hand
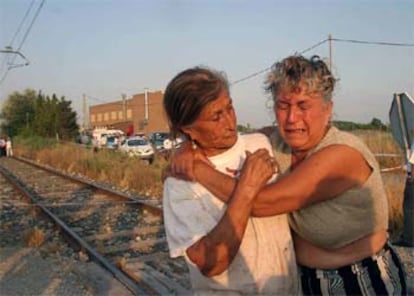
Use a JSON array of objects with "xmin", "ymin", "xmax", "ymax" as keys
[{"xmin": 237, "ymin": 149, "xmax": 277, "ymax": 197}]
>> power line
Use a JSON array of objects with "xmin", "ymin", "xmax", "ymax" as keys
[
  {"xmin": 332, "ymin": 38, "xmax": 414, "ymax": 47},
  {"xmin": 230, "ymin": 68, "xmax": 271, "ymax": 86},
  {"xmin": 231, "ymin": 38, "xmax": 329, "ymax": 86},
  {"xmin": 230, "ymin": 36, "xmax": 413, "ymax": 86},
  {"xmin": 14, "ymin": 0, "xmax": 46, "ymax": 54},
  {"xmin": 0, "ymin": 0, "xmax": 45, "ymax": 86},
  {"xmin": 0, "ymin": 0, "xmax": 35, "ymax": 74},
  {"xmin": 296, "ymin": 38, "xmax": 329, "ymax": 55},
  {"xmin": 10, "ymin": 0, "xmax": 36, "ymax": 46}
]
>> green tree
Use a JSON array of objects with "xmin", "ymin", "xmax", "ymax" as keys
[
  {"xmin": 57, "ymin": 96, "xmax": 79, "ymax": 139},
  {"xmin": 1, "ymin": 89, "xmax": 79, "ymax": 139},
  {"xmin": 0, "ymin": 89, "xmax": 36, "ymax": 136},
  {"xmin": 370, "ymin": 117, "xmax": 387, "ymax": 130}
]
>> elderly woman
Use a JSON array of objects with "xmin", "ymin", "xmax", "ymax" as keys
[
  {"xmin": 170, "ymin": 56, "xmax": 407, "ymax": 295},
  {"xmin": 162, "ymin": 67, "xmax": 299, "ymax": 294}
]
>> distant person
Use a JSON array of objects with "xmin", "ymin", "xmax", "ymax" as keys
[
  {"xmin": 114, "ymin": 136, "xmax": 120, "ymax": 149},
  {"xmin": 0, "ymin": 137, "xmax": 6, "ymax": 157},
  {"xmin": 162, "ymin": 66, "xmax": 299, "ymax": 294},
  {"xmin": 92, "ymin": 136, "xmax": 99, "ymax": 153},
  {"xmin": 394, "ymin": 137, "xmax": 414, "ymax": 247},
  {"xmin": 6, "ymin": 137, "xmax": 13, "ymax": 157},
  {"xmin": 170, "ymin": 55, "xmax": 407, "ymax": 295}
]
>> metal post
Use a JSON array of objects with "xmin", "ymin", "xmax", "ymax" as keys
[
  {"xmin": 144, "ymin": 88, "xmax": 149, "ymax": 121},
  {"xmin": 122, "ymin": 94, "xmax": 127, "ymax": 121},
  {"xmin": 82, "ymin": 94, "xmax": 87, "ymax": 130},
  {"xmin": 328, "ymin": 34, "xmax": 333, "ymax": 72}
]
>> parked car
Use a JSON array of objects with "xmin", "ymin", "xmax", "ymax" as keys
[
  {"xmin": 148, "ymin": 132, "xmax": 170, "ymax": 150},
  {"xmin": 105, "ymin": 135, "xmax": 119, "ymax": 149},
  {"xmin": 119, "ymin": 136, "xmax": 155, "ymax": 164}
]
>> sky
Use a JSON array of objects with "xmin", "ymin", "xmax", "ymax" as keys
[{"xmin": 0, "ymin": 0, "xmax": 413, "ymax": 128}]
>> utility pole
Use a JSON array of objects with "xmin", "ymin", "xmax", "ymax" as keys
[
  {"xmin": 328, "ymin": 34, "xmax": 333, "ymax": 72},
  {"xmin": 122, "ymin": 93, "xmax": 127, "ymax": 121},
  {"xmin": 82, "ymin": 94, "xmax": 87, "ymax": 131},
  {"xmin": 144, "ymin": 87, "xmax": 149, "ymax": 122}
]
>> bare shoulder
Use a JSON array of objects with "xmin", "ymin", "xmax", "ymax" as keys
[{"xmin": 318, "ymin": 144, "xmax": 367, "ymax": 158}]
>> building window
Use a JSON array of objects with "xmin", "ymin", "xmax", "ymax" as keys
[
  {"xmin": 127, "ymin": 109, "xmax": 132, "ymax": 119},
  {"xmin": 104, "ymin": 112, "xmax": 109, "ymax": 121},
  {"xmin": 97, "ymin": 113, "xmax": 102, "ymax": 122},
  {"xmin": 90, "ymin": 114, "xmax": 96, "ymax": 123},
  {"xmin": 111, "ymin": 111, "xmax": 117, "ymax": 120}
]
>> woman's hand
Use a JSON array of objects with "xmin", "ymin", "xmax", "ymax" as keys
[
  {"xmin": 237, "ymin": 148, "xmax": 277, "ymax": 198},
  {"xmin": 165, "ymin": 141, "xmax": 213, "ymax": 182}
]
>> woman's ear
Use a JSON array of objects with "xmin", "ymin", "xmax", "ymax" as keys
[{"xmin": 181, "ymin": 126, "xmax": 195, "ymax": 142}]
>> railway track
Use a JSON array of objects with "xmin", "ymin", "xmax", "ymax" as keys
[{"xmin": 0, "ymin": 156, "xmax": 191, "ymax": 295}]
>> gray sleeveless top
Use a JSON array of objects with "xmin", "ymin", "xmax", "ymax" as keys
[{"xmin": 269, "ymin": 126, "xmax": 389, "ymax": 249}]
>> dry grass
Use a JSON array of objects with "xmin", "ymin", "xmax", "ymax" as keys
[
  {"xmin": 382, "ymin": 172, "xmax": 405, "ymax": 240},
  {"xmin": 351, "ymin": 130, "xmax": 405, "ymax": 239},
  {"xmin": 351, "ymin": 129, "xmax": 403, "ymax": 168},
  {"xmin": 16, "ymin": 142, "xmax": 167, "ymax": 200},
  {"xmin": 14, "ymin": 131, "xmax": 405, "ymax": 237}
]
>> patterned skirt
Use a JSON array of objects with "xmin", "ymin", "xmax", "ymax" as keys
[{"xmin": 299, "ymin": 242, "xmax": 407, "ymax": 295}]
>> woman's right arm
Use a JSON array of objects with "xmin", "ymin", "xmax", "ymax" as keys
[{"xmin": 193, "ymin": 144, "xmax": 372, "ymax": 216}]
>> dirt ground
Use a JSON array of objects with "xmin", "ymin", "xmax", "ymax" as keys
[
  {"xmin": 0, "ymin": 247, "xmax": 134, "ymax": 296},
  {"xmin": 1, "ymin": 245, "xmax": 412, "ymax": 296}
]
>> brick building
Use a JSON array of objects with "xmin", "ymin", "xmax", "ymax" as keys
[{"xmin": 89, "ymin": 90, "xmax": 169, "ymax": 135}]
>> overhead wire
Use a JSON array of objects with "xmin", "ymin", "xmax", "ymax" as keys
[
  {"xmin": 331, "ymin": 38, "xmax": 414, "ymax": 47},
  {"xmin": 0, "ymin": 0, "xmax": 36, "ymax": 74},
  {"xmin": 0, "ymin": 0, "xmax": 46, "ymax": 86},
  {"xmin": 230, "ymin": 38, "xmax": 329, "ymax": 86},
  {"xmin": 230, "ymin": 37, "xmax": 413, "ymax": 87},
  {"xmin": 9, "ymin": 0, "xmax": 36, "ymax": 46},
  {"xmin": 13, "ymin": 0, "xmax": 46, "ymax": 58}
]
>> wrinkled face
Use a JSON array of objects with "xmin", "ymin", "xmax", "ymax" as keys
[
  {"xmin": 182, "ymin": 90, "xmax": 237, "ymax": 156},
  {"xmin": 274, "ymin": 89, "xmax": 332, "ymax": 152}
]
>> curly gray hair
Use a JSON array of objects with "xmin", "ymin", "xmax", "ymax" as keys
[{"xmin": 265, "ymin": 55, "xmax": 336, "ymax": 103}]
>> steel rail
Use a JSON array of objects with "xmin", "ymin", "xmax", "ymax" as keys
[
  {"xmin": 0, "ymin": 163, "xmax": 151, "ymax": 295},
  {"xmin": 15, "ymin": 156, "xmax": 162, "ymax": 213}
]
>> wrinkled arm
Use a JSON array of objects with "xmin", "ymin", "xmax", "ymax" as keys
[
  {"xmin": 193, "ymin": 145, "xmax": 372, "ymax": 216},
  {"xmin": 185, "ymin": 149, "xmax": 274, "ymax": 276}
]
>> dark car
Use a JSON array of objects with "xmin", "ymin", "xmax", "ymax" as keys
[
  {"xmin": 148, "ymin": 132, "xmax": 170, "ymax": 150},
  {"xmin": 105, "ymin": 136, "xmax": 119, "ymax": 149}
]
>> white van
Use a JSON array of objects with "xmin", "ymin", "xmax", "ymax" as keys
[{"xmin": 92, "ymin": 128, "xmax": 125, "ymax": 147}]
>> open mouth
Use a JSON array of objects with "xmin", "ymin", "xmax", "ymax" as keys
[{"xmin": 285, "ymin": 128, "xmax": 306, "ymax": 134}]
